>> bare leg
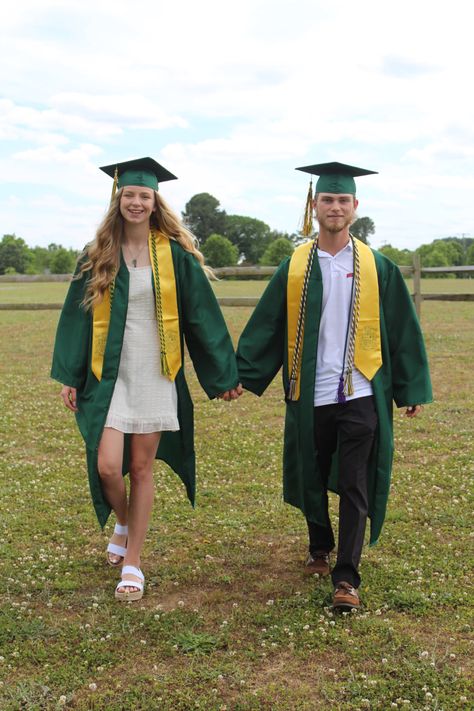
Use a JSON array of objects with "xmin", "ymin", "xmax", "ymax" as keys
[
  {"xmin": 98, "ymin": 428, "xmax": 128, "ymax": 563},
  {"xmin": 117, "ymin": 432, "xmax": 161, "ymax": 593}
]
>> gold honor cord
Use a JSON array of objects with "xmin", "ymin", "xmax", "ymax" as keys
[
  {"xmin": 149, "ymin": 230, "xmax": 181, "ymax": 381},
  {"xmin": 286, "ymin": 237, "xmax": 382, "ymax": 402},
  {"xmin": 91, "ymin": 231, "xmax": 181, "ymax": 382}
]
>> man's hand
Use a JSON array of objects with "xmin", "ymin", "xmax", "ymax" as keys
[
  {"xmin": 405, "ymin": 405, "xmax": 422, "ymax": 418},
  {"xmin": 217, "ymin": 384, "xmax": 243, "ymax": 401},
  {"xmin": 60, "ymin": 385, "xmax": 78, "ymax": 412}
]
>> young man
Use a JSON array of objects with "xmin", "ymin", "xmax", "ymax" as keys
[{"xmin": 236, "ymin": 162, "xmax": 432, "ymax": 610}]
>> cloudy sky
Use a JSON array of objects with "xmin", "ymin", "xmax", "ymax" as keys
[{"xmin": 1, "ymin": 0, "xmax": 472, "ymax": 251}]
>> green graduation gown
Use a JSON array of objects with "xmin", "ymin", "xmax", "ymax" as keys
[
  {"xmin": 237, "ymin": 249, "xmax": 432, "ymax": 544},
  {"xmin": 51, "ymin": 241, "xmax": 239, "ymax": 527}
]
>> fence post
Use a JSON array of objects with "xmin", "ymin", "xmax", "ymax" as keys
[{"xmin": 412, "ymin": 253, "xmax": 422, "ymax": 318}]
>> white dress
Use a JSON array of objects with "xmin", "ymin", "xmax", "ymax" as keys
[{"xmin": 105, "ymin": 265, "xmax": 180, "ymax": 433}]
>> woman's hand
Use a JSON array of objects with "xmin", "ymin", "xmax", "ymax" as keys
[
  {"xmin": 405, "ymin": 404, "xmax": 422, "ymax": 418},
  {"xmin": 217, "ymin": 384, "xmax": 243, "ymax": 401},
  {"xmin": 60, "ymin": 385, "xmax": 78, "ymax": 412}
]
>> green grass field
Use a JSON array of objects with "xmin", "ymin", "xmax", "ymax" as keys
[
  {"xmin": 0, "ymin": 279, "xmax": 472, "ymax": 710},
  {"xmin": 1, "ymin": 275, "xmax": 474, "ymax": 303}
]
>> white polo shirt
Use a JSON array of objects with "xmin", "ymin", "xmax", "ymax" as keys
[{"xmin": 314, "ymin": 240, "xmax": 373, "ymax": 407}]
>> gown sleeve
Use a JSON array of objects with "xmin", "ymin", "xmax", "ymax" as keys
[
  {"xmin": 180, "ymin": 252, "xmax": 239, "ymax": 398},
  {"xmin": 50, "ymin": 264, "xmax": 91, "ymax": 390},
  {"xmin": 381, "ymin": 259, "xmax": 433, "ymax": 408},
  {"xmin": 236, "ymin": 259, "xmax": 288, "ymax": 396}
]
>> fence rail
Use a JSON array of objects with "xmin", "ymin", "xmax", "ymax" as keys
[{"xmin": 1, "ymin": 260, "xmax": 473, "ymax": 316}]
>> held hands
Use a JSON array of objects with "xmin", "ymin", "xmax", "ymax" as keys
[
  {"xmin": 60, "ymin": 385, "xmax": 78, "ymax": 412},
  {"xmin": 217, "ymin": 384, "xmax": 243, "ymax": 402},
  {"xmin": 405, "ymin": 405, "xmax": 422, "ymax": 418}
]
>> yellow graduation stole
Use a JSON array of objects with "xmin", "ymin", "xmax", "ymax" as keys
[
  {"xmin": 91, "ymin": 230, "xmax": 181, "ymax": 381},
  {"xmin": 287, "ymin": 236, "xmax": 382, "ymax": 401}
]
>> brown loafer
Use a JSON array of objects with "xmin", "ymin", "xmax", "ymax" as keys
[
  {"xmin": 333, "ymin": 581, "xmax": 360, "ymax": 611},
  {"xmin": 304, "ymin": 551, "xmax": 330, "ymax": 576}
]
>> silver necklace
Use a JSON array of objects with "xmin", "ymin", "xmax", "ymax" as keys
[{"xmin": 123, "ymin": 239, "xmax": 148, "ymax": 268}]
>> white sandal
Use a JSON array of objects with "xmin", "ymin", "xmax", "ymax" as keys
[
  {"xmin": 106, "ymin": 523, "xmax": 128, "ymax": 567},
  {"xmin": 115, "ymin": 565, "xmax": 145, "ymax": 602}
]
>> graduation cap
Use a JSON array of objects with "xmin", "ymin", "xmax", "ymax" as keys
[
  {"xmin": 100, "ymin": 157, "xmax": 178, "ymax": 200},
  {"xmin": 296, "ymin": 161, "xmax": 377, "ymax": 195},
  {"xmin": 295, "ymin": 162, "xmax": 377, "ymax": 236}
]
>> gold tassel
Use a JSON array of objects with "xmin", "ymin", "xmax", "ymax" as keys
[
  {"xmin": 160, "ymin": 351, "xmax": 171, "ymax": 377},
  {"xmin": 301, "ymin": 180, "xmax": 313, "ymax": 237},
  {"xmin": 344, "ymin": 368, "xmax": 354, "ymax": 397},
  {"xmin": 110, "ymin": 166, "xmax": 119, "ymax": 202}
]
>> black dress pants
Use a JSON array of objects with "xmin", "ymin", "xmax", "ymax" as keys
[{"xmin": 306, "ymin": 396, "xmax": 378, "ymax": 588}]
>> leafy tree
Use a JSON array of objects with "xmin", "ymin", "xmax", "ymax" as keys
[
  {"xmin": 202, "ymin": 234, "xmax": 238, "ymax": 268},
  {"xmin": 417, "ymin": 241, "xmax": 447, "ymax": 263},
  {"xmin": 351, "ymin": 216, "xmax": 375, "ymax": 244},
  {"xmin": 466, "ymin": 242, "xmax": 474, "ymax": 265},
  {"xmin": 443, "ymin": 238, "xmax": 465, "ymax": 266},
  {"xmin": 50, "ymin": 247, "xmax": 77, "ymax": 274},
  {"xmin": 0, "ymin": 234, "xmax": 32, "ymax": 274},
  {"xmin": 260, "ymin": 237, "xmax": 294, "ymax": 265},
  {"xmin": 30, "ymin": 246, "xmax": 51, "ymax": 273},
  {"xmin": 224, "ymin": 215, "xmax": 272, "ymax": 264},
  {"xmin": 268, "ymin": 229, "xmax": 300, "ymax": 245},
  {"xmin": 425, "ymin": 248, "xmax": 449, "ymax": 267},
  {"xmin": 378, "ymin": 244, "xmax": 413, "ymax": 266},
  {"xmin": 182, "ymin": 193, "xmax": 226, "ymax": 244}
]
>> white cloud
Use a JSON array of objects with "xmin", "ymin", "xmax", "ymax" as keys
[
  {"xmin": 0, "ymin": 99, "xmax": 122, "ymax": 140},
  {"xmin": 1, "ymin": 0, "xmax": 474, "ymax": 248},
  {"xmin": 51, "ymin": 93, "xmax": 187, "ymax": 129}
]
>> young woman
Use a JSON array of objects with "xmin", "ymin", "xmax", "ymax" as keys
[{"xmin": 51, "ymin": 157, "xmax": 241, "ymax": 601}]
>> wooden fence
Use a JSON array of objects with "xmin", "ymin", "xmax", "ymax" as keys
[
  {"xmin": 214, "ymin": 258, "xmax": 474, "ymax": 317},
  {"xmin": 1, "ymin": 258, "xmax": 473, "ymax": 318}
]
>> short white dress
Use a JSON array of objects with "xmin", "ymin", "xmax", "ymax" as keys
[{"xmin": 104, "ymin": 265, "xmax": 180, "ymax": 434}]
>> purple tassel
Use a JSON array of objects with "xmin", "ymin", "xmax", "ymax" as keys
[{"xmin": 337, "ymin": 375, "xmax": 346, "ymax": 403}]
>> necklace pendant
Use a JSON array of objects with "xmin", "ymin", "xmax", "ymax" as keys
[{"xmin": 132, "ymin": 259, "xmax": 137, "ymax": 268}]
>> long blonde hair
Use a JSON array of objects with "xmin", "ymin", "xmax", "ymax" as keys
[{"xmin": 77, "ymin": 189, "xmax": 208, "ymax": 310}]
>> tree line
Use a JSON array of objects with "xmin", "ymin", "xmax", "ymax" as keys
[
  {"xmin": 181, "ymin": 193, "xmax": 376, "ymax": 267},
  {"xmin": 1, "ymin": 192, "xmax": 472, "ymax": 274},
  {"xmin": 0, "ymin": 236, "xmax": 79, "ymax": 275}
]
